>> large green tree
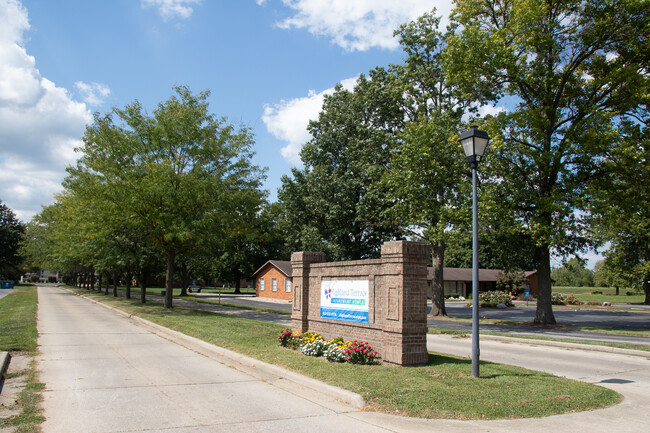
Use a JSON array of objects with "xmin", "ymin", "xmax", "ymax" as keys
[
  {"xmin": 444, "ymin": 0, "xmax": 648, "ymax": 323},
  {"xmin": 278, "ymin": 74, "xmax": 404, "ymax": 261},
  {"xmin": 0, "ymin": 201, "xmax": 25, "ymax": 280},
  {"xmin": 73, "ymin": 86, "xmax": 265, "ymax": 308},
  {"xmin": 589, "ymin": 119, "xmax": 650, "ymax": 303},
  {"xmin": 380, "ymin": 12, "xmax": 472, "ymax": 317}
]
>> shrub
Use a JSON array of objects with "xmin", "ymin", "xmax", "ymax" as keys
[
  {"xmin": 478, "ymin": 290, "xmax": 513, "ymax": 307},
  {"xmin": 552, "ymin": 293, "xmax": 566, "ymax": 305},
  {"xmin": 324, "ymin": 342, "xmax": 348, "ymax": 362},
  {"xmin": 592, "ymin": 290, "xmax": 603, "ymax": 295},
  {"xmin": 552, "ymin": 293, "xmax": 581, "ymax": 305},
  {"xmin": 565, "ymin": 294, "xmax": 581, "ymax": 305},
  {"xmin": 301, "ymin": 339, "xmax": 328, "ymax": 356},
  {"xmin": 344, "ymin": 341, "xmax": 381, "ymax": 364},
  {"xmin": 496, "ymin": 270, "xmax": 527, "ymax": 295},
  {"xmin": 277, "ymin": 329, "xmax": 301, "ymax": 348},
  {"xmin": 301, "ymin": 332, "xmax": 323, "ymax": 344}
]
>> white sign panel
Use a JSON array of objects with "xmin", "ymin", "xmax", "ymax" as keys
[{"xmin": 320, "ymin": 280, "xmax": 369, "ymax": 323}]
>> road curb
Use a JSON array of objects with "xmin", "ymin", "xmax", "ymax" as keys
[
  {"xmin": 0, "ymin": 351, "xmax": 10, "ymax": 394},
  {"xmin": 67, "ymin": 289, "xmax": 366, "ymax": 409},
  {"xmin": 481, "ymin": 334, "xmax": 650, "ymax": 358}
]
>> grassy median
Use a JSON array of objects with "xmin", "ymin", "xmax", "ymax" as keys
[
  {"xmin": 67, "ymin": 285, "xmax": 621, "ymax": 420},
  {"xmin": 0, "ymin": 285, "xmax": 45, "ymax": 433}
]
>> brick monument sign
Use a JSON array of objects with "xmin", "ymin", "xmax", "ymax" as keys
[{"xmin": 291, "ymin": 240, "xmax": 430, "ymax": 366}]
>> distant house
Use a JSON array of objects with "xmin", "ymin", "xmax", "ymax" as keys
[
  {"xmin": 428, "ymin": 268, "xmax": 538, "ymax": 298},
  {"xmin": 252, "ymin": 260, "xmax": 538, "ymax": 301},
  {"xmin": 251, "ymin": 260, "xmax": 293, "ymax": 301}
]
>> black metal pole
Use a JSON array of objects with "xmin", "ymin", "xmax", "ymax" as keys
[{"xmin": 471, "ymin": 163, "xmax": 480, "ymax": 378}]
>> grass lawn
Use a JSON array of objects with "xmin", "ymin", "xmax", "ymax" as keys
[
  {"xmin": 67, "ymin": 285, "xmax": 621, "ymax": 420},
  {"xmin": 0, "ymin": 285, "xmax": 45, "ymax": 432},
  {"xmin": 552, "ymin": 286, "xmax": 646, "ymax": 304}
]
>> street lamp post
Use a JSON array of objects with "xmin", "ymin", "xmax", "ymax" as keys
[{"xmin": 459, "ymin": 125, "xmax": 490, "ymax": 378}]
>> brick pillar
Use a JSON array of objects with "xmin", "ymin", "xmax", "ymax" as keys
[
  {"xmin": 291, "ymin": 251, "xmax": 326, "ymax": 332},
  {"xmin": 380, "ymin": 241, "xmax": 430, "ymax": 365}
]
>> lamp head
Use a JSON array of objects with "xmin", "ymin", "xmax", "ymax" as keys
[{"xmin": 459, "ymin": 126, "xmax": 490, "ymax": 167}]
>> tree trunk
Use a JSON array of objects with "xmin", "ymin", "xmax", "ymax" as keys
[
  {"xmin": 533, "ymin": 246, "xmax": 556, "ymax": 324},
  {"xmin": 428, "ymin": 241, "xmax": 447, "ymax": 317},
  {"xmin": 234, "ymin": 269, "xmax": 242, "ymax": 295},
  {"xmin": 98, "ymin": 274, "xmax": 103, "ymax": 292},
  {"xmin": 112, "ymin": 271, "xmax": 118, "ymax": 297},
  {"xmin": 644, "ymin": 273, "xmax": 650, "ymax": 305},
  {"xmin": 90, "ymin": 267, "xmax": 95, "ymax": 291},
  {"xmin": 179, "ymin": 263, "xmax": 189, "ymax": 297},
  {"xmin": 165, "ymin": 250, "xmax": 175, "ymax": 309},
  {"xmin": 125, "ymin": 273, "xmax": 131, "ymax": 299},
  {"xmin": 139, "ymin": 269, "xmax": 148, "ymax": 304}
]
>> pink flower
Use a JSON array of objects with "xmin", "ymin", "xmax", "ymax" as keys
[{"xmin": 348, "ymin": 356, "xmax": 352, "ymax": 360}]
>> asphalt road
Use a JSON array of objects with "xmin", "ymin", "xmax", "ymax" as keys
[
  {"xmin": 442, "ymin": 301, "xmax": 650, "ymax": 330},
  {"xmin": 198, "ymin": 293, "xmax": 650, "ymax": 331},
  {"xmin": 37, "ymin": 285, "xmax": 650, "ymax": 433}
]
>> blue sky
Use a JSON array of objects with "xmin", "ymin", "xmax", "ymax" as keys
[{"xmin": 0, "ymin": 0, "xmax": 454, "ymax": 222}]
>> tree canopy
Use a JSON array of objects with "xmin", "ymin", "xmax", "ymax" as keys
[
  {"xmin": 444, "ymin": 0, "xmax": 649, "ymax": 321},
  {"xmin": 0, "ymin": 201, "xmax": 25, "ymax": 280}
]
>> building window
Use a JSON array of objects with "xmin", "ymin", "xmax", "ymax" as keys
[
  {"xmin": 272, "ymin": 278, "xmax": 278, "ymax": 291},
  {"xmin": 259, "ymin": 279, "xmax": 265, "ymax": 291},
  {"xmin": 285, "ymin": 279, "xmax": 292, "ymax": 292}
]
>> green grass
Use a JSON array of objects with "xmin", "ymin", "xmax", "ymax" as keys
[
  {"xmin": 0, "ymin": 286, "xmax": 45, "ymax": 433},
  {"xmin": 0, "ymin": 286, "xmax": 38, "ymax": 352},
  {"xmin": 552, "ymin": 286, "xmax": 646, "ymax": 304},
  {"xmin": 66, "ymin": 285, "xmax": 621, "ymax": 419}
]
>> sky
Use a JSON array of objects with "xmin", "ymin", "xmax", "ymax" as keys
[
  {"xmin": 0, "ymin": 0, "xmax": 602, "ymax": 268},
  {"xmin": 1, "ymin": 0, "xmax": 455, "ymax": 223}
]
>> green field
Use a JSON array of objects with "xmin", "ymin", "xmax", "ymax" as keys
[
  {"xmin": 0, "ymin": 285, "xmax": 45, "ymax": 432},
  {"xmin": 551, "ymin": 286, "xmax": 645, "ymax": 304}
]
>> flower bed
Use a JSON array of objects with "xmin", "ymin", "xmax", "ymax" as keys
[{"xmin": 277, "ymin": 330, "xmax": 380, "ymax": 364}]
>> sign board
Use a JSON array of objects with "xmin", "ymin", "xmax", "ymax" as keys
[{"xmin": 320, "ymin": 280, "xmax": 369, "ymax": 323}]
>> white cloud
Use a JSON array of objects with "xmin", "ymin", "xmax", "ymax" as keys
[
  {"xmin": 266, "ymin": 0, "xmax": 453, "ymax": 51},
  {"xmin": 75, "ymin": 81, "xmax": 110, "ymax": 106},
  {"xmin": 141, "ymin": 0, "xmax": 201, "ymax": 20},
  {"xmin": 262, "ymin": 77, "xmax": 357, "ymax": 165},
  {"xmin": 478, "ymin": 104, "xmax": 507, "ymax": 118},
  {"xmin": 0, "ymin": 0, "xmax": 91, "ymax": 221}
]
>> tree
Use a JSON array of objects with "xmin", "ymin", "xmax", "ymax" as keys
[
  {"xmin": 551, "ymin": 257, "xmax": 594, "ymax": 287},
  {"xmin": 279, "ymin": 10, "xmax": 475, "ymax": 317},
  {"xmin": 278, "ymin": 75, "xmax": 405, "ymax": 261},
  {"xmin": 0, "ymin": 201, "xmax": 25, "ymax": 280},
  {"xmin": 73, "ymin": 86, "xmax": 265, "ymax": 308},
  {"xmin": 589, "ymin": 119, "xmax": 650, "ymax": 303},
  {"xmin": 381, "ymin": 11, "xmax": 475, "ymax": 317},
  {"xmin": 496, "ymin": 270, "xmax": 528, "ymax": 295},
  {"xmin": 444, "ymin": 0, "xmax": 648, "ymax": 323}
]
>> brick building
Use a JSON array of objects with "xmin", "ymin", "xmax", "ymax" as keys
[
  {"xmin": 251, "ymin": 260, "xmax": 293, "ymax": 300},
  {"xmin": 254, "ymin": 261, "xmax": 538, "ymax": 301}
]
